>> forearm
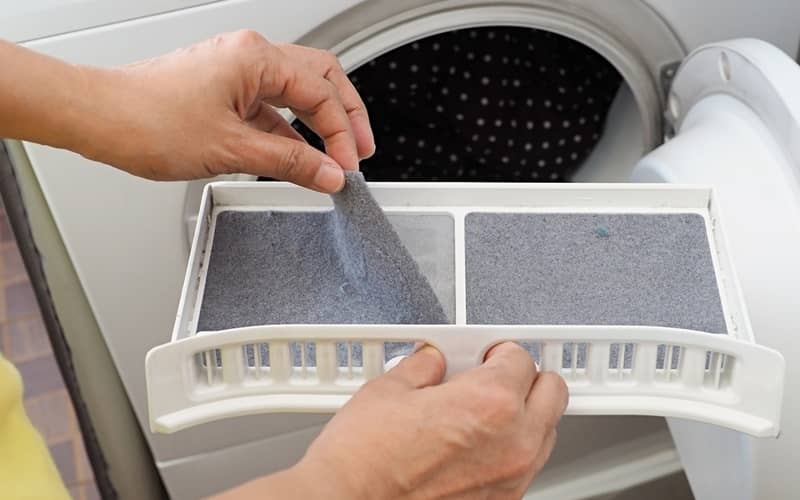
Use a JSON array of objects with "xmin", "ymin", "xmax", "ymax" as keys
[
  {"xmin": 0, "ymin": 40, "xmax": 107, "ymax": 155},
  {"xmin": 209, "ymin": 468, "xmax": 298, "ymax": 500},
  {"xmin": 208, "ymin": 461, "xmax": 361, "ymax": 500}
]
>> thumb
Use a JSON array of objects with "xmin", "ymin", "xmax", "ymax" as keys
[
  {"xmin": 385, "ymin": 345, "xmax": 446, "ymax": 389},
  {"xmin": 237, "ymin": 127, "xmax": 346, "ymax": 193}
]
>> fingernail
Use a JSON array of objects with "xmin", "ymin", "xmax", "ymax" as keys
[
  {"xmin": 535, "ymin": 361, "xmax": 541, "ymax": 372},
  {"xmin": 418, "ymin": 345, "xmax": 440, "ymax": 356},
  {"xmin": 313, "ymin": 161, "xmax": 345, "ymax": 192}
]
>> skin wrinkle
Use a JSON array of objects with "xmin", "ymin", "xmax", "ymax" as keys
[{"xmin": 244, "ymin": 103, "xmax": 303, "ymax": 140}]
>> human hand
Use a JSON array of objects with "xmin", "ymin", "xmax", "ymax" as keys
[
  {"xmin": 76, "ymin": 31, "xmax": 374, "ymax": 191},
  {"xmin": 292, "ymin": 342, "xmax": 568, "ymax": 499}
]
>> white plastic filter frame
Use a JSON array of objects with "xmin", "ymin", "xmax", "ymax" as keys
[{"xmin": 146, "ymin": 181, "xmax": 784, "ymax": 436}]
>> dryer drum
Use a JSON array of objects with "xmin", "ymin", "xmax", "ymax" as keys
[{"xmin": 293, "ymin": 27, "xmax": 622, "ymax": 182}]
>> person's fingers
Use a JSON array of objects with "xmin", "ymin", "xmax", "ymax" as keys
[
  {"xmin": 324, "ymin": 69, "xmax": 375, "ymax": 159},
  {"xmin": 385, "ymin": 345, "xmax": 446, "ymax": 389},
  {"xmin": 278, "ymin": 44, "xmax": 375, "ymax": 159},
  {"xmin": 259, "ymin": 45, "xmax": 359, "ymax": 171},
  {"xmin": 477, "ymin": 342, "xmax": 539, "ymax": 397},
  {"xmin": 521, "ymin": 429, "xmax": 558, "ymax": 490},
  {"xmin": 245, "ymin": 101, "xmax": 306, "ymax": 142},
  {"xmin": 525, "ymin": 372, "xmax": 569, "ymax": 429},
  {"xmin": 293, "ymin": 105, "xmax": 358, "ymax": 170},
  {"xmin": 234, "ymin": 127, "xmax": 344, "ymax": 193}
]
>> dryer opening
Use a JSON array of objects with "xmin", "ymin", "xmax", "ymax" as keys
[{"xmin": 293, "ymin": 27, "xmax": 624, "ymax": 182}]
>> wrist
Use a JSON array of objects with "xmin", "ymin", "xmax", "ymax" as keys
[
  {"xmin": 43, "ymin": 61, "xmax": 153, "ymax": 173},
  {"xmin": 289, "ymin": 456, "xmax": 374, "ymax": 500},
  {"xmin": 61, "ymin": 65, "xmax": 134, "ymax": 166}
]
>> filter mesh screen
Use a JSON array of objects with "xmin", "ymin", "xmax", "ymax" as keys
[{"xmin": 464, "ymin": 212, "xmax": 727, "ymax": 333}]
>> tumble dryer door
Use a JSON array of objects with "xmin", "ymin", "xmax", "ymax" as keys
[{"xmin": 632, "ymin": 39, "xmax": 800, "ymax": 500}]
